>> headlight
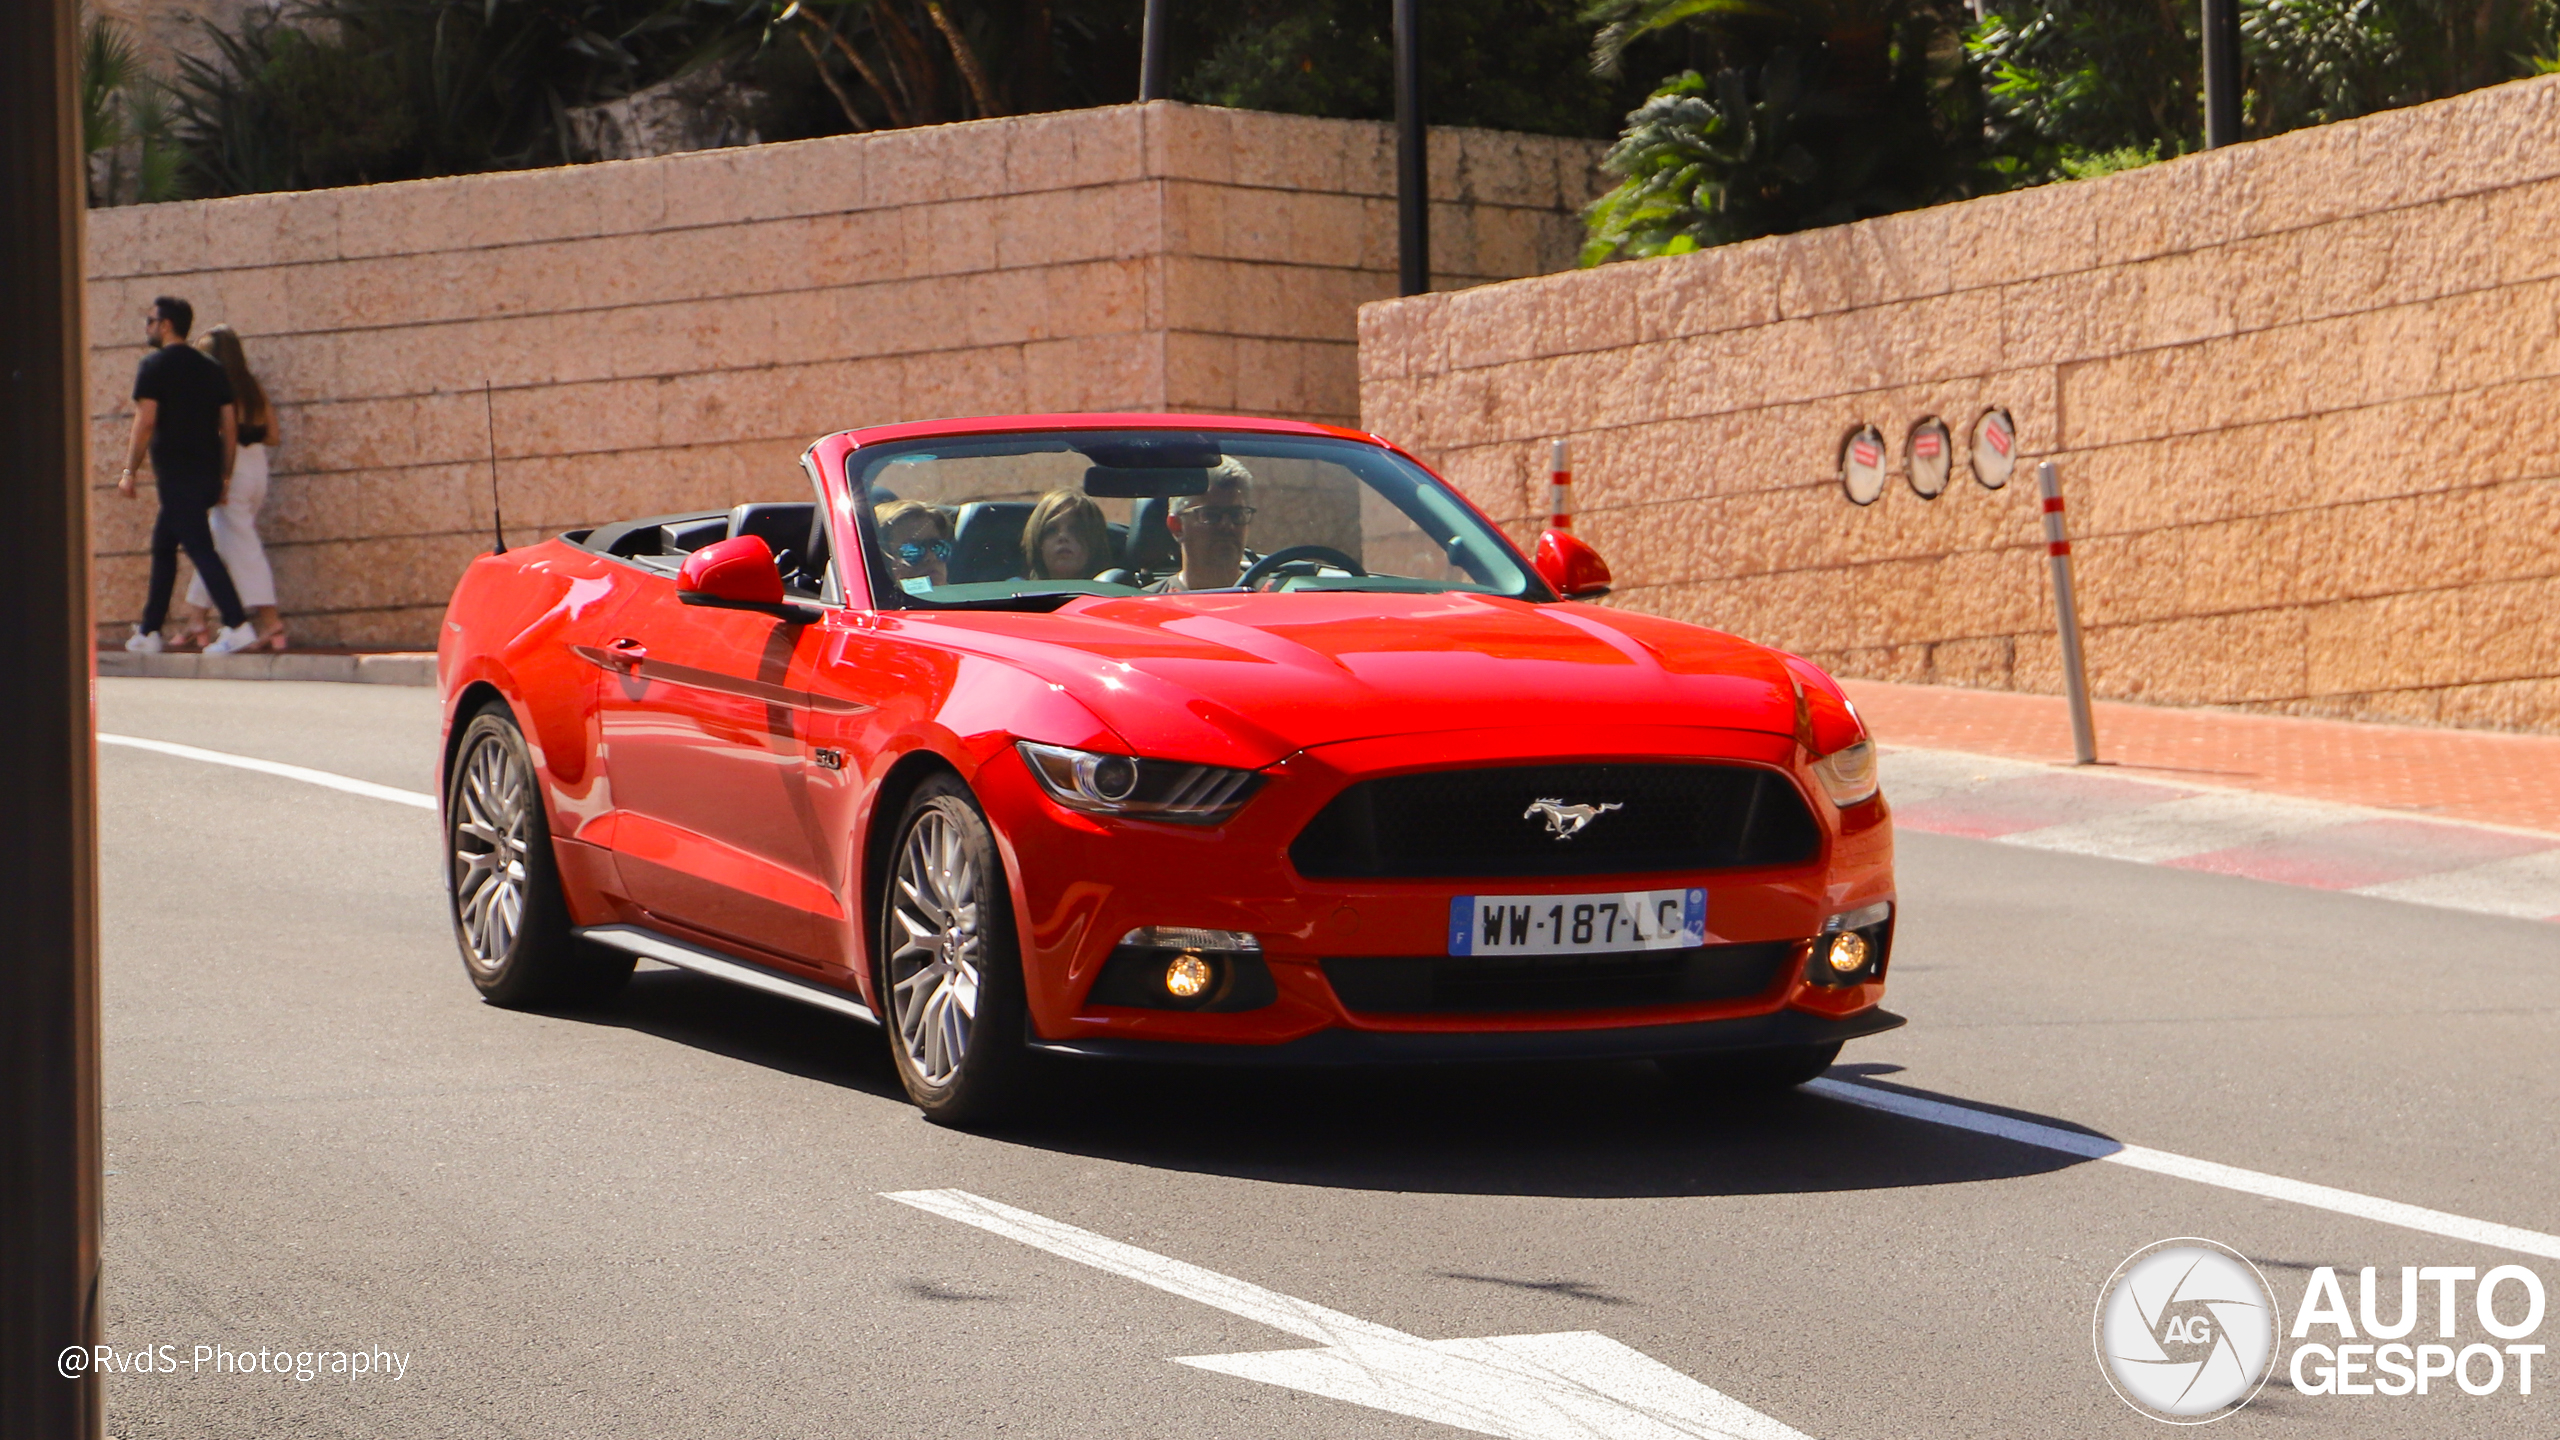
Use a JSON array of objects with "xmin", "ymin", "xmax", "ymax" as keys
[
  {"xmin": 1016, "ymin": 742, "xmax": 1261, "ymax": 825},
  {"xmin": 1808, "ymin": 739, "xmax": 1879, "ymax": 807}
]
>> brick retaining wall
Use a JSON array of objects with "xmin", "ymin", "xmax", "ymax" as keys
[
  {"xmin": 90, "ymin": 102, "xmax": 1601, "ymax": 649},
  {"xmin": 1360, "ymin": 77, "xmax": 2560, "ymax": 733}
]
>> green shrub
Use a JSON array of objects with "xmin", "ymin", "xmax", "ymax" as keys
[
  {"xmin": 1185, "ymin": 0, "xmax": 1677, "ymax": 137},
  {"xmin": 1580, "ymin": 0, "xmax": 2002, "ymax": 261}
]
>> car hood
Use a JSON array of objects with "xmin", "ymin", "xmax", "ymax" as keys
[{"xmin": 908, "ymin": 591, "xmax": 1810, "ymax": 770}]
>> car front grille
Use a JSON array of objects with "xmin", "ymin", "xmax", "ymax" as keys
[
  {"xmin": 1288, "ymin": 763, "xmax": 1820, "ymax": 880},
  {"xmin": 1321, "ymin": 940, "xmax": 1798, "ymax": 1015}
]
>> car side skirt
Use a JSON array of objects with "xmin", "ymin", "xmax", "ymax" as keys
[{"xmin": 579, "ymin": 924, "xmax": 879, "ymax": 1025}]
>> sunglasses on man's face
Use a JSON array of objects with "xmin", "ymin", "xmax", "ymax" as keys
[
  {"xmin": 1185, "ymin": 505, "xmax": 1257, "ymax": 528},
  {"xmin": 893, "ymin": 538, "xmax": 954, "ymax": 565}
]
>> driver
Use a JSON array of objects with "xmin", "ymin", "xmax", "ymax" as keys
[{"xmin": 1150, "ymin": 459, "xmax": 1256, "ymax": 593}]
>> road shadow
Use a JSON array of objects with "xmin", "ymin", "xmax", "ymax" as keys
[
  {"xmin": 976, "ymin": 1054, "xmax": 2107, "ymax": 1200},
  {"xmin": 575, "ymin": 965, "xmax": 907, "ymax": 1100},
  {"xmin": 568, "ymin": 969, "xmax": 2110, "ymax": 1202}
]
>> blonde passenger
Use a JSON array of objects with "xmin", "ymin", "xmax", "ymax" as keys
[
  {"xmin": 875, "ymin": 500, "xmax": 952, "ymax": 590},
  {"xmin": 1022, "ymin": 489, "xmax": 1113, "ymax": 580}
]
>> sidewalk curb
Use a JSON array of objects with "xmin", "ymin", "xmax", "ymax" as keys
[{"xmin": 98, "ymin": 650, "xmax": 436, "ymax": 687}]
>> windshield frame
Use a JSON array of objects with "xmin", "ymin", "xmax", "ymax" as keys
[{"xmin": 838, "ymin": 425, "xmax": 1557, "ymax": 612}]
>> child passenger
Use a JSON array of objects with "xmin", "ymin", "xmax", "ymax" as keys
[{"xmin": 1022, "ymin": 489, "xmax": 1113, "ymax": 581}]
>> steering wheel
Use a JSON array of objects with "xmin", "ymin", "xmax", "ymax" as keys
[{"xmin": 1239, "ymin": 545, "xmax": 1367, "ymax": 590}]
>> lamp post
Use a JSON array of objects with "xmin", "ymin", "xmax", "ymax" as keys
[
  {"xmin": 1138, "ymin": 0, "xmax": 1167, "ymax": 101},
  {"xmin": 1393, "ymin": 0, "xmax": 1428, "ymax": 296},
  {"xmin": 0, "ymin": 0, "xmax": 106, "ymax": 1435},
  {"xmin": 2202, "ymin": 0, "xmax": 2242, "ymax": 147}
]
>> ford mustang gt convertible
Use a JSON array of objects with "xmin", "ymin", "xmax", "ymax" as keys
[{"xmin": 436, "ymin": 414, "xmax": 1899, "ymax": 1124}]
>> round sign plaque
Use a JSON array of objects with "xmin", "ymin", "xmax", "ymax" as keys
[
  {"xmin": 1907, "ymin": 417, "xmax": 1952, "ymax": 499},
  {"xmin": 1970, "ymin": 408, "xmax": 2017, "ymax": 490},
  {"xmin": 1840, "ymin": 425, "xmax": 1888, "ymax": 506}
]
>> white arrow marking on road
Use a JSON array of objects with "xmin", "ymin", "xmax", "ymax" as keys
[{"xmin": 883, "ymin": 1188, "xmax": 1813, "ymax": 1440}]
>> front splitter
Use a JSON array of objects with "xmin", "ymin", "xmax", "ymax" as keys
[{"xmin": 1028, "ymin": 1005, "xmax": 1904, "ymax": 1067}]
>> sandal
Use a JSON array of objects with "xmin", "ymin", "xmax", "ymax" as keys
[{"xmin": 256, "ymin": 625, "xmax": 289, "ymax": 653}]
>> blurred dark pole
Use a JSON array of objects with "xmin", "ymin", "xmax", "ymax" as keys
[
  {"xmin": 0, "ymin": 0, "xmax": 106, "ymax": 1435},
  {"xmin": 1138, "ymin": 0, "xmax": 1168, "ymax": 101},
  {"xmin": 2202, "ymin": 0, "xmax": 2243, "ymax": 147},
  {"xmin": 1393, "ymin": 0, "xmax": 1428, "ymax": 295}
]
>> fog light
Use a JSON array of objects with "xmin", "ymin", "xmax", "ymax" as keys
[
  {"xmin": 1163, "ymin": 952, "xmax": 1213, "ymax": 998},
  {"xmin": 1824, "ymin": 931, "xmax": 1870, "ymax": 974}
]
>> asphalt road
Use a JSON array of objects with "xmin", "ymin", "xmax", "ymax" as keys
[{"xmin": 91, "ymin": 677, "xmax": 2560, "ymax": 1438}]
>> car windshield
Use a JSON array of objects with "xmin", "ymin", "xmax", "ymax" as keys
[{"xmin": 845, "ymin": 429, "xmax": 1538, "ymax": 608}]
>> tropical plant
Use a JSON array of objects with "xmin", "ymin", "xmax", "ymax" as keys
[
  {"xmin": 1181, "ymin": 0, "xmax": 1678, "ymax": 137},
  {"xmin": 1965, "ymin": 0, "xmax": 2199, "ymax": 182},
  {"xmin": 763, "ymin": 0, "xmax": 1005, "ymax": 129},
  {"xmin": 2244, "ymin": 0, "xmax": 2559, "ymax": 128},
  {"xmin": 169, "ymin": 0, "xmax": 775, "ymax": 193},
  {"xmin": 1579, "ymin": 0, "xmax": 2001, "ymax": 260},
  {"xmin": 81, "ymin": 7, "xmax": 189, "ymax": 205},
  {"xmin": 1967, "ymin": 0, "xmax": 2560, "ymax": 181},
  {"xmin": 167, "ymin": 0, "xmax": 1165, "ymax": 193}
]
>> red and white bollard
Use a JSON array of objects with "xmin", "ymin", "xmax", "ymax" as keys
[
  {"xmin": 2037, "ymin": 460, "xmax": 2099, "ymax": 765},
  {"xmin": 1547, "ymin": 439, "xmax": 1573, "ymax": 531}
]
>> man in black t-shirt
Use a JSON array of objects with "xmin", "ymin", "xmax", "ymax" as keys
[{"xmin": 119, "ymin": 296, "xmax": 254, "ymax": 654}]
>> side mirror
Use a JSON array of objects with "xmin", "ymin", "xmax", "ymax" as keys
[
  {"xmin": 678, "ymin": 535, "xmax": 818, "ymax": 621},
  {"xmin": 1533, "ymin": 529, "xmax": 1613, "ymax": 599}
]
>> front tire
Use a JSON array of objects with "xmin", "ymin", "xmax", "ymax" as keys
[
  {"xmin": 880, "ymin": 775, "xmax": 1033, "ymax": 1126},
  {"xmin": 446, "ymin": 705, "xmax": 630, "ymax": 1007}
]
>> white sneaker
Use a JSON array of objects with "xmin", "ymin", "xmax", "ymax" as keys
[
  {"xmin": 124, "ymin": 626, "xmax": 164, "ymax": 654},
  {"xmin": 203, "ymin": 622, "xmax": 260, "ymax": 656}
]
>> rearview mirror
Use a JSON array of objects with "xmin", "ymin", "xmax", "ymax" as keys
[
  {"xmin": 1082, "ymin": 464, "xmax": 1214, "ymax": 499},
  {"xmin": 678, "ymin": 535, "xmax": 818, "ymax": 621},
  {"xmin": 1533, "ymin": 529, "xmax": 1613, "ymax": 599}
]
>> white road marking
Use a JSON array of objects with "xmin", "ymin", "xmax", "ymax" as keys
[
  {"xmin": 882, "ymin": 1188, "xmax": 1814, "ymax": 1440},
  {"xmin": 99, "ymin": 733, "xmax": 436, "ymax": 810},
  {"xmin": 1998, "ymin": 788, "xmax": 2347, "ymax": 864},
  {"xmin": 1805, "ymin": 1079, "xmax": 2560, "ymax": 1260},
  {"xmin": 2352, "ymin": 847, "xmax": 2560, "ymax": 918}
]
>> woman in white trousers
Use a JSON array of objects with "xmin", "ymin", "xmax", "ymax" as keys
[{"xmin": 182, "ymin": 324, "xmax": 286, "ymax": 650}]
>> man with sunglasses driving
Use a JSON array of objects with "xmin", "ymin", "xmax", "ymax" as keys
[{"xmin": 1149, "ymin": 460, "xmax": 1257, "ymax": 593}]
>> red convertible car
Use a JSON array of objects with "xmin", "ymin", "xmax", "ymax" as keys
[{"xmin": 437, "ymin": 414, "xmax": 1898, "ymax": 1123}]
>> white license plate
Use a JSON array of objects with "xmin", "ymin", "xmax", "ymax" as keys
[{"xmin": 1447, "ymin": 889, "xmax": 1705, "ymax": 957}]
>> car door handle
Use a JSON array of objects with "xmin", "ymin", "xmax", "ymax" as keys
[{"xmin": 604, "ymin": 637, "xmax": 646, "ymax": 672}]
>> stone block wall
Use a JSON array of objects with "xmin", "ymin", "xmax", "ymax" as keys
[
  {"xmin": 1360, "ymin": 76, "xmax": 2560, "ymax": 733},
  {"xmin": 89, "ymin": 102, "xmax": 1601, "ymax": 649}
]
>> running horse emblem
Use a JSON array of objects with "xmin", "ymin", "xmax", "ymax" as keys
[{"xmin": 1524, "ymin": 798, "xmax": 1622, "ymax": 841}]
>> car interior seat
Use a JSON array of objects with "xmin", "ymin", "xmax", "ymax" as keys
[
  {"xmin": 1125, "ymin": 499, "xmax": 1180, "ymax": 576},
  {"xmin": 728, "ymin": 503, "xmax": 819, "ymax": 592},
  {"xmin": 798, "ymin": 503, "xmax": 830, "ymax": 596},
  {"xmin": 949, "ymin": 501, "xmax": 1034, "ymax": 584}
]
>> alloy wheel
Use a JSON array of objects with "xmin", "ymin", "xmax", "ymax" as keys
[
  {"xmin": 452, "ymin": 734, "xmax": 531, "ymax": 969},
  {"xmin": 887, "ymin": 806, "xmax": 985, "ymax": 1086}
]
